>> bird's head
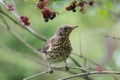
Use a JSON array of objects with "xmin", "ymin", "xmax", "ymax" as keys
[{"xmin": 55, "ymin": 25, "xmax": 78, "ymax": 37}]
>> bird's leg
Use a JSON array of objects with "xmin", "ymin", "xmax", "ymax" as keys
[
  {"xmin": 48, "ymin": 62, "xmax": 53, "ymax": 73},
  {"xmin": 64, "ymin": 60, "xmax": 69, "ymax": 71}
]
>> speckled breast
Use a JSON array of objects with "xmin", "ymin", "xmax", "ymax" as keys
[{"xmin": 43, "ymin": 39, "xmax": 72, "ymax": 63}]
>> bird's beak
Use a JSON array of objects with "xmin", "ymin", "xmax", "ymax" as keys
[{"xmin": 70, "ymin": 25, "xmax": 78, "ymax": 29}]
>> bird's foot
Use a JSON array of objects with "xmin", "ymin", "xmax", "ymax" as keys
[
  {"xmin": 48, "ymin": 68, "xmax": 53, "ymax": 73},
  {"xmin": 48, "ymin": 63, "xmax": 53, "ymax": 73},
  {"xmin": 65, "ymin": 66, "xmax": 69, "ymax": 71}
]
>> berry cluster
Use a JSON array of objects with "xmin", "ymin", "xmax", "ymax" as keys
[
  {"xmin": 42, "ymin": 9, "xmax": 58, "ymax": 22},
  {"xmin": 7, "ymin": 0, "xmax": 94, "ymax": 24},
  {"xmin": 7, "ymin": 3, "xmax": 30, "ymax": 26},
  {"xmin": 20, "ymin": 16, "xmax": 30, "ymax": 26},
  {"xmin": 66, "ymin": 0, "xmax": 77, "ymax": 12},
  {"xmin": 96, "ymin": 65, "xmax": 104, "ymax": 74},
  {"xmin": 66, "ymin": 0, "xmax": 94, "ymax": 14},
  {"xmin": 36, "ymin": 0, "xmax": 47, "ymax": 9},
  {"xmin": 7, "ymin": 4, "xmax": 14, "ymax": 11},
  {"xmin": 36, "ymin": 0, "xmax": 58, "ymax": 22}
]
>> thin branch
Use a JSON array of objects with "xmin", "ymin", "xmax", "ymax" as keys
[
  {"xmin": 69, "ymin": 55, "xmax": 92, "ymax": 80},
  {"xmin": 23, "ymin": 70, "xmax": 49, "ymax": 80},
  {"xmin": 79, "ymin": 33, "xmax": 83, "ymax": 57},
  {"xmin": 0, "ymin": 42, "xmax": 47, "ymax": 67},
  {"xmin": 105, "ymin": 35, "xmax": 120, "ymax": 40},
  {"xmin": 72, "ymin": 53, "xmax": 98, "ymax": 65},
  {"xmin": 0, "ymin": 14, "xmax": 91, "ymax": 80},
  {"xmin": 0, "ymin": 42, "xmax": 86, "ymax": 74},
  {"xmin": 113, "ymin": 76, "xmax": 120, "ymax": 80},
  {"xmin": 58, "ymin": 71, "xmax": 120, "ymax": 80},
  {"xmin": 0, "ymin": 14, "xmax": 43, "ymax": 57},
  {"xmin": 23, "ymin": 67, "xmax": 88, "ymax": 80},
  {"xmin": 0, "ymin": 6, "xmax": 47, "ymax": 42},
  {"xmin": 69, "ymin": 56, "xmax": 82, "ymax": 67},
  {"xmin": 53, "ymin": 66, "xmax": 87, "ymax": 71}
]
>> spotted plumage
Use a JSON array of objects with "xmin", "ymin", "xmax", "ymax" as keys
[{"xmin": 39, "ymin": 25, "xmax": 78, "ymax": 72}]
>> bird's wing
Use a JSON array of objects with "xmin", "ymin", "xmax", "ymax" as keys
[{"xmin": 40, "ymin": 37, "xmax": 56, "ymax": 53}]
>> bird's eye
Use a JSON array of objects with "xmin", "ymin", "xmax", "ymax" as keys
[{"xmin": 64, "ymin": 27, "xmax": 68, "ymax": 31}]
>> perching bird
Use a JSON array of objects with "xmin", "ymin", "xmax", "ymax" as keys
[{"xmin": 39, "ymin": 25, "xmax": 78, "ymax": 72}]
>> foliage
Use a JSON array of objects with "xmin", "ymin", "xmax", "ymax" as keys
[{"xmin": 0, "ymin": 0, "xmax": 120, "ymax": 80}]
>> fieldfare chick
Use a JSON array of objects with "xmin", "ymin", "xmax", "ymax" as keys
[{"xmin": 39, "ymin": 25, "xmax": 78, "ymax": 72}]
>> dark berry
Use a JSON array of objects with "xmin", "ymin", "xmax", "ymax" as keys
[
  {"xmin": 40, "ymin": 0, "xmax": 44, "ymax": 1},
  {"xmin": 78, "ymin": 2, "xmax": 84, "ymax": 7},
  {"xmin": 20, "ymin": 16, "xmax": 29, "ymax": 22},
  {"xmin": 44, "ymin": 18, "xmax": 49, "ymax": 22},
  {"xmin": 70, "ymin": 5, "xmax": 75, "ymax": 10},
  {"xmin": 20, "ymin": 16, "xmax": 30, "ymax": 26},
  {"xmin": 42, "ymin": 9, "xmax": 50, "ymax": 18},
  {"xmin": 72, "ymin": 9, "xmax": 76, "ymax": 12},
  {"xmin": 8, "ymin": 4, "xmax": 14, "ymax": 11},
  {"xmin": 89, "ymin": 1, "xmax": 94, "ymax": 6},
  {"xmin": 66, "ymin": 7, "xmax": 71, "ymax": 11},
  {"xmin": 72, "ymin": 0, "xmax": 77, "ymax": 7},
  {"xmin": 37, "ymin": 2, "xmax": 46, "ymax": 9},
  {"xmin": 49, "ymin": 12, "xmax": 56, "ymax": 20},
  {"xmin": 66, "ymin": 0, "xmax": 77, "ymax": 12},
  {"xmin": 24, "ymin": 21, "xmax": 30, "ymax": 26},
  {"xmin": 78, "ymin": 0, "xmax": 87, "ymax": 7},
  {"xmin": 42, "ymin": 8, "xmax": 57, "ymax": 22}
]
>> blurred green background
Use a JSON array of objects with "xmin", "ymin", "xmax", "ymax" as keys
[{"xmin": 0, "ymin": 0, "xmax": 120, "ymax": 80}]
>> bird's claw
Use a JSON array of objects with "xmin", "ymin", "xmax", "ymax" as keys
[
  {"xmin": 48, "ymin": 68, "xmax": 53, "ymax": 73},
  {"xmin": 65, "ymin": 67, "xmax": 69, "ymax": 71}
]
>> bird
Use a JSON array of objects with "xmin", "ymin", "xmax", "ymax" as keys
[{"xmin": 39, "ymin": 25, "xmax": 78, "ymax": 73}]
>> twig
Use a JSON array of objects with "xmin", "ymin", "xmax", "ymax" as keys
[
  {"xmin": 0, "ymin": 14, "xmax": 43, "ymax": 57},
  {"xmin": 0, "ymin": 42, "xmax": 47, "ymax": 67},
  {"xmin": 72, "ymin": 53, "xmax": 98, "ymax": 65},
  {"xmin": 58, "ymin": 71, "xmax": 120, "ymax": 80},
  {"xmin": 0, "ymin": 14, "xmax": 91, "ymax": 80},
  {"xmin": 53, "ymin": 66, "xmax": 87, "ymax": 71},
  {"xmin": 23, "ymin": 70, "xmax": 49, "ymax": 80},
  {"xmin": 0, "ymin": 42, "xmax": 85, "ymax": 74},
  {"xmin": 69, "ymin": 56, "xmax": 82, "ymax": 67},
  {"xmin": 0, "ymin": 6, "xmax": 47, "ymax": 42},
  {"xmin": 79, "ymin": 33, "xmax": 83, "ymax": 57},
  {"xmin": 69, "ymin": 55, "xmax": 92, "ymax": 80},
  {"xmin": 105, "ymin": 35, "xmax": 120, "ymax": 40},
  {"xmin": 22, "ymin": 66, "xmax": 90, "ymax": 80}
]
